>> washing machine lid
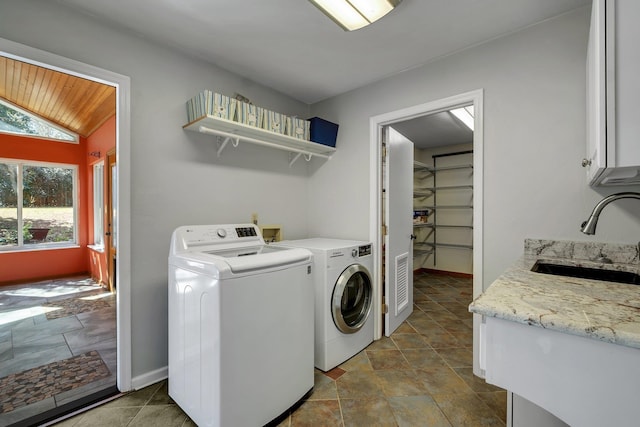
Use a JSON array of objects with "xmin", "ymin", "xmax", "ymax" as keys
[
  {"xmin": 169, "ymin": 224, "xmax": 311, "ymax": 275},
  {"xmin": 204, "ymin": 245, "xmax": 310, "ymax": 273}
]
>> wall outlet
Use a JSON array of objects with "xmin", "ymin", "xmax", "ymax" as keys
[{"xmin": 251, "ymin": 213, "xmax": 258, "ymax": 225}]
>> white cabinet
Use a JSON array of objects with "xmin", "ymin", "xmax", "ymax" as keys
[
  {"xmin": 484, "ymin": 317, "xmax": 640, "ymax": 427},
  {"xmin": 585, "ymin": 0, "xmax": 640, "ymax": 186}
]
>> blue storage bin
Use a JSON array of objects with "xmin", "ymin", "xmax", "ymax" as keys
[{"xmin": 309, "ymin": 117, "xmax": 339, "ymax": 147}]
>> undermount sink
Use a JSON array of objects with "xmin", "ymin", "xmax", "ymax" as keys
[{"xmin": 531, "ymin": 261, "xmax": 640, "ymax": 285}]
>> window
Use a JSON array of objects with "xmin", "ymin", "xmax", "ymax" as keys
[
  {"xmin": 0, "ymin": 160, "xmax": 77, "ymax": 249},
  {"xmin": 93, "ymin": 162, "xmax": 104, "ymax": 248},
  {"xmin": 0, "ymin": 99, "xmax": 78, "ymax": 143}
]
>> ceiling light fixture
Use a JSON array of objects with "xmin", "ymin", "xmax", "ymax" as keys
[{"xmin": 309, "ymin": 0, "xmax": 402, "ymax": 31}]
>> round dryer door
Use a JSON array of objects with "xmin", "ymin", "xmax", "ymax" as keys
[{"xmin": 332, "ymin": 264, "xmax": 373, "ymax": 334}]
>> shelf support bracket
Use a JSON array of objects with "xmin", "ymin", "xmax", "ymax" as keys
[
  {"xmin": 289, "ymin": 152, "xmax": 303, "ymax": 168},
  {"xmin": 217, "ymin": 136, "xmax": 231, "ymax": 158},
  {"xmin": 216, "ymin": 136, "xmax": 240, "ymax": 158}
]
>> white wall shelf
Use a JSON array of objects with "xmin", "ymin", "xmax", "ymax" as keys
[{"xmin": 184, "ymin": 115, "xmax": 336, "ymax": 166}]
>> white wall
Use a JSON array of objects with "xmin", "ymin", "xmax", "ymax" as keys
[
  {"xmin": 309, "ymin": 6, "xmax": 640, "ymax": 289},
  {"xmin": 0, "ymin": 0, "xmax": 312, "ymax": 382}
]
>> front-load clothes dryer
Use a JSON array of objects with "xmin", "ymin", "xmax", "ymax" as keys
[
  {"xmin": 168, "ymin": 224, "xmax": 314, "ymax": 427},
  {"xmin": 275, "ymin": 238, "xmax": 374, "ymax": 371}
]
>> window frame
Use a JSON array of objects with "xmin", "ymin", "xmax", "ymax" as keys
[
  {"xmin": 92, "ymin": 161, "xmax": 105, "ymax": 250},
  {"xmin": 0, "ymin": 158, "xmax": 79, "ymax": 251}
]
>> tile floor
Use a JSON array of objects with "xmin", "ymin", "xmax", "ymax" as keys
[
  {"xmin": 0, "ymin": 276, "xmax": 117, "ymax": 426},
  {"xmin": 51, "ymin": 271, "xmax": 505, "ymax": 427}
]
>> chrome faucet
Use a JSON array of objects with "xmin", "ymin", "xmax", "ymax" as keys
[{"xmin": 580, "ymin": 192, "xmax": 640, "ymax": 235}]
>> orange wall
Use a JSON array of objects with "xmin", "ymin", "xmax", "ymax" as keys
[
  {"xmin": 0, "ymin": 117, "xmax": 114, "ymax": 285},
  {"xmin": 86, "ymin": 115, "xmax": 116, "ymax": 285}
]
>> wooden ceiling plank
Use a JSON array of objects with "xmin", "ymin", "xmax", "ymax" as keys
[
  {"xmin": 39, "ymin": 70, "xmax": 64, "ymax": 118},
  {"xmin": 84, "ymin": 92, "xmax": 116, "ymax": 137},
  {"xmin": 0, "ymin": 57, "xmax": 7, "ymax": 100},
  {"xmin": 69, "ymin": 84, "xmax": 105, "ymax": 135},
  {"xmin": 16, "ymin": 61, "xmax": 32, "ymax": 105},
  {"xmin": 20, "ymin": 63, "xmax": 39, "ymax": 112},
  {"xmin": 47, "ymin": 73, "xmax": 73, "ymax": 123},
  {"xmin": 8, "ymin": 59, "xmax": 20, "ymax": 102},
  {"xmin": 72, "ymin": 84, "xmax": 112, "ymax": 132},
  {"xmin": 27, "ymin": 65, "xmax": 47, "ymax": 113},
  {"xmin": 57, "ymin": 77, "xmax": 87, "ymax": 130},
  {"xmin": 32, "ymin": 67, "xmax": 54, "ymax": 112}
]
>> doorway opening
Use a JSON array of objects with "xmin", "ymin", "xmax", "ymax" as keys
[
  {"xmin": 369, "ymin": 90, "xmax": 484, "ymax": 360},
  {"xmin": 0, "ymin": 38, "xmax": 131, "ymax": 425}
]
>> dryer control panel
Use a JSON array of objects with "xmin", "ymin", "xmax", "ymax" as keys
[{"xmin": 358, "ymin": 244, "xmax": 372, "ymax": 257}]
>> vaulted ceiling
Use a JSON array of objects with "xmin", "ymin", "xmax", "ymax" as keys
[{"xmin": 0, "ymin": 56, "xmax": 116, "ymax": 138}]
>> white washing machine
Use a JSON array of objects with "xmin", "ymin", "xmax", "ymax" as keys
[
  {"xmin": 168, "ymin": 224, "xmax": 314, "ymax": 427},
  {"xmin": 275, "ymin": 238, "xmax": 374, "ymax": 371}
]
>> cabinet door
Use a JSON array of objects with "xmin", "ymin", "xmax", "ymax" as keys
[
  {"xmin": 585, "ymin": 0, "xmax": 608, "ymax": 184},
  {"xmin": 615, "ymin": 0, "xmax": 640, "ymax": 167}
]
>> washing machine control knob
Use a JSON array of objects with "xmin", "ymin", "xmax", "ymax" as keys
[
  {"xmin": 352, "ymin": 249, "xmax": 358, "ymax": 257},
  {"xmin": 217, "ymin": 228, "xmax": 227, "ymax": 238}
]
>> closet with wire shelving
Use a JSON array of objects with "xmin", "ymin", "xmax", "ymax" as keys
[{"xmin": 413, "ymin": 148, "xmax": 473, "ymax": 274}]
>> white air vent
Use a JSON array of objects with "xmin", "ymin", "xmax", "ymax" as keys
[{"xmin": 395, "ymin": 253, "xmax": 409, "ymax": 315}]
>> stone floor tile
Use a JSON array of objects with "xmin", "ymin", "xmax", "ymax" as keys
[
  {"xmin": 0, "ymin": 397, "xmax": 56, "ymax": 426},
  {"xmin": 54, "ymin": 374, "xmax": 117, "ymax": 407},
  {"xmin": 336, "ymin": 370, "xmax": 384, "ymax": 399},
  {"xmin": 128, "ymin": 404, "xmax": 187, "ymax": 426},
  {"xmin": 366, "ymin": 349, "xmax": 410, "ymax": 370},
  {"xmin": 64, "ymin": 326, "xmax": 116, "ymax": 355},
  {"xmin": 420, "ymin": 325, "xmax": 464, "ymax": 349},
  {"xmin": 435, "ymin": 347, "xmax": 473, "ymax": 368},
  {"xmin": 340, "ymin": 397, "xmax": 397, "ymax": 427},
  {"xmin": 415, "ymin": 367, "xmax": 473, "ymax": 395},
  {"xmin": 393, "ymin": 322, "xmax": 417, "ymax": 334},
  {"xmin": 0, "ymin": 344, "xmax": 72, "ymax": 377},
  {"xmin": 391, "ymin": 333, "xmax": 430, "ymax": 349},
  {"xmin": 0, "ymin": 340, "xmax": 13, "ymax": 363},
  {"xmin": 73, "ymin": 406, "xmax": 141, "ymax": 427},
  {"xmin": 12, "ymin": 334, "xmax": 67, "ymax": 357},
  {"xmin": 102, "ymin": 382, "xmax": 163, "ymax": 408},
  {"xmin": 147, "ymin": 381, "xmax": 174, "ymax": 405},
  {"xmin": 401, "ymin": 348, "xmax": 449, "ymax": 369},
  {"xmin": 454, "ymin": 368, "xmax": 503, "ymax": 393},
  {"xmin": 309, "ymin": 371, "xmax": 338, "ymax": 400},
  {"xmin": 432, "ymin": 392, "xmax": 505, "ymax": 426},
  {"xmin": 290, "ymin": 399, "xmax": 342, "ymax": 426},
  {"xmin": 388, "ymin": 395, "xmax": 452, "ymax": 427},
  {"xmin": 375, "ymin": 369, "xmax": 429, "ymax": 397},
  {"xmin": 364, "ymin": 336, "xmax": 397, "ymax": 351},
  {"xmin": 476, "ymin": 391, "xmax": 508, "ymax": 423},
  {"xmin": 338, "ymin": 350, "xmax": 372, "ymax": 372},
  {"xmin": 11, "ymin": 316, "xmax": 83, "ymax": 344}
]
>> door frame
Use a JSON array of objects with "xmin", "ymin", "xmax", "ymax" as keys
[
  {"xmin": 0, "ymin": 37, "xmax": 133, "ymax": 391},
  {"xmin": 106, "ymin": 149, "xmax": 117, "ymax": 292},
  {"xmin": 369, "ymin": 89, "xmax": 484, "ymax": 370}
]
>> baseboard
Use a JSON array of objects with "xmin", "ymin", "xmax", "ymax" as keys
[
  {"xmin": 131, "ymin": 366, "xmax": 168, "ymax": 390},
  {"xmin": 0, "ymin": 271, "xmax": 91, "ymax": 287},
  {"xmin": 414, "ymin": 267, "xmax": 473, "ymax": 279}
]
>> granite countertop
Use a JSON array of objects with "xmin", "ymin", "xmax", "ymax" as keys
[{"xmin": 469, "ymin": 239, "xmax": 640, "ymax": 349}]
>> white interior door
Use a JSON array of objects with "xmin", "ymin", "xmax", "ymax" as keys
[{"xmin": 384, "ymin": 127, "xmax": 414, "ymax": 336}]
